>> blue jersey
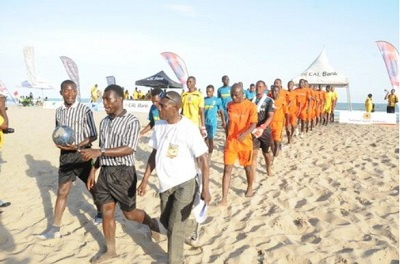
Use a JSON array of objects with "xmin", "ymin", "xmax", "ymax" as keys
[
  {"xmin": 204, "ymin": 96, "xmax": 223, "ymax": 125},
  {"xmin": 148, "ymin": 104, "xmax": 160, "ymax": 127},
  {"xmin": 246, "ymin": 90, "xmax": 256, "ymax": 100},
  {"xmin": 217, "ymin": 86, "xmax": 232, "ymax": 110}
]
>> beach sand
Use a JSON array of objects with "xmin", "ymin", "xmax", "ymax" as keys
[{"xmin": 0, "ymin": 106, "xmax": 398, "ymax": 264}]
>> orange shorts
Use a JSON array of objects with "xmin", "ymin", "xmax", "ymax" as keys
[
  {"xmin": 288, "ymin": 113, "xmax": 297, "ymax": 126},
  {"xmin": 224, "ymin": 149, "xmax": 253, "ymax": 166},
  {"xmin": 307, "ymin": 110, "xmax": 315, "ymax": 121},
  {"xmin": 299, "ymin": 108, "xmax": 308, "ymax": 121},
  {"xmin": 315, "ymin": 108, "xmax": 321, "ymax": 117},
  {"xmin": 271, "ymin": 121, "xmax": 284, "ymax": 142}
]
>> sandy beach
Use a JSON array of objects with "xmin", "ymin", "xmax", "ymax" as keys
[{"xmin": 0, "ymin": 105, "xmax": 398, "ymax": 264}]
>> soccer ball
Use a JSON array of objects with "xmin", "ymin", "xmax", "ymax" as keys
[{"xmin": 52, "ymin": 125, "xmax": 75, "ymax": 146}]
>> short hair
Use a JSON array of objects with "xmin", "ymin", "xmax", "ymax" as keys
[
  {"xmin": 368, "ymin": 93, "xmax": 372, "ymax": 97},
  {"xmin": 231, "ymin": 83, "xmax": 243, "ymax": 93},
  {"xmin": 250, "ymin": 83, "xmax": 255, "ymax": 87},
  {"xmin": 161, "ymin": 91, "xmax": 182, "ymax": 108},
  {"xmin": 151, "ymin": 88, "xmax": 163, "ymax": 96},
  {"xmin": 206, "ymin": 85, "xmax": 214, "ymax": 90},
  {"xmin": 60, "ymin": 80, "xmax": 76, "ymax": 90},
  {"xmin": 187, "ymin": 76, "xmax": 196, "ymax": 82},
  {"xmin": 222, "ymin": 75, "xmax": 229, "ymax": 81},
  {"xmin": 256, "ymin": 80, "xmax": 266, "ymax": 86},
  {"xmin": 104, "ymin": 84, "xmax": 124, "ymax": 98}
]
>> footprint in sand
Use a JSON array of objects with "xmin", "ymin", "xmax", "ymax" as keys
[
  {"xmin": 356, "ymin": 197, "xmax": 372, "ymax": 206},
  {"xmin": 316, "ymin": 191, "xmax": 333, "ymax": 202},
  {"xmin": 301, "ymin": 233, "xmax": 321, "ymax": 244},
  {"xmin": 294, "ymin": 198, "xmax": 307, "ymax": 209}
]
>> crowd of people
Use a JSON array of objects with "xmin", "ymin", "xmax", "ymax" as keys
[
  {"xmin": 29, "ymin": 75, "xmax": 398, "ymax": 263},
  {"xmin": 91, "ymin": 84, "xmax": 153, "ymax": 103}
]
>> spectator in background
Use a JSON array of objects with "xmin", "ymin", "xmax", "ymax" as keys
[
  {"xmin": 140, "ymin": 88, "xmax": 162, "ymax": 136},
  {"xmin": 133, "ymin": 87, "xmax": 139, "ymax": 100},
  {"xmin": 217, "ymin": 75, "xmax": 232, "ymax": 123},
  {"xmin": 204, "ymin": 85, "xmax": 226, "ymax": 156},
  {"xmin": 365, "ymin": 94, "xmax": 374, "ymax": 113},
  {"xmin": 330, "ymin": 86, "xmax": 338, "ymax": 122},
  {"xmin": 246, "ymin": 83, "xmax": 256, "ymax": 100},
  {"xmin": 384, "ymin": 89, "xmax": 398, "ymax": 113},
  {"xmin": 124, "ymin": 89, "xmax": 130, "ymax": 100}
]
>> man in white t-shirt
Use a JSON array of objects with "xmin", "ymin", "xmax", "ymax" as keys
[{"xmin": 138, "ymin": 91, "xmax": 211, "ymax": 264}]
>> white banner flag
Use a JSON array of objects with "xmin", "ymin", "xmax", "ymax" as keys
[{"xmin": 60, "ymin": 56, "xmax": 81, "ymax": 98}]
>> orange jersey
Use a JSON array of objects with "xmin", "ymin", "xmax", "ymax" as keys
[
  {"xmin": 279, "ymin": 89, "xmax": 290, "ymax": 112},
  {"xmin": 295, "ymin": 88, "xmax": 311, "ymax": 110},
  {"xmin": 271, "ymin": 96, "xmax": 288, "ymax": 123},
  {"xmin": 286, "ymin": 90, "xmax": 297, "ymax": 114},
  {"xmin": 226, "ymin": 100, "xmax": 258, "ymax": 151}
]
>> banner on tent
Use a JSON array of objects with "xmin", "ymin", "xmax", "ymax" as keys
[{"xmin": 89, "ymin": 101, "xmax": 152, "ymax": 113}]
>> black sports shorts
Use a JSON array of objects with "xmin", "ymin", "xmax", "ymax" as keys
[{"xmin": 95, "ymin": 165, "xmax": 137, "ymax": 212}]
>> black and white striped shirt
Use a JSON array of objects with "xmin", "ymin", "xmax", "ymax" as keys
[
  {"xmin": 55, "ymin": 101, "xmax": 97, "ymax": 145},
  {"xmin": 99, "ymin": 111, "xmax": 140, "ymax": 166}
]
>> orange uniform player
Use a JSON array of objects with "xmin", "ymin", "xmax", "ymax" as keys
[{"xmin": 270, "ymin": 86, "xmax": 288, "ymax": 157}]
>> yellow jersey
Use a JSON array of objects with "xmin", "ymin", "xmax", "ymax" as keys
[{"xmin": 181, "ymin": 90, "xmax": 204, "ymax": 126}]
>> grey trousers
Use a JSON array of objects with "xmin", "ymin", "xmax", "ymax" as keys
[{"xmin": 160, "ymin": 178, "xmax": 196, "ymax": 264}]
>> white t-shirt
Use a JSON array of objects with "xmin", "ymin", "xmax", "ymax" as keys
[{"xmin": 149, "ymin": 116, "xmax": 208, "ymax": 192}]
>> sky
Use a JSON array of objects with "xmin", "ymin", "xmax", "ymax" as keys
[{"xmin": 0, "ymin": 0, "xmax": 398, "ymax": 103}]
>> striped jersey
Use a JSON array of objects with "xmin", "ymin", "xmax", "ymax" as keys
[
  {"xmin": 99, "ymin": 110, "xmax": 140, "ymax": 166},
  {"xmin": 55, "ymin": 101, "xmax": 97, "ymax": 145}
]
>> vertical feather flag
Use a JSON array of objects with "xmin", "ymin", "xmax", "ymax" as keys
[
  {"xmin": 376, "ymin": 41, "xmax": 399, "ymax": 89},
  {"xmin": 0, "ymin": 81, "xmax": 18, "ymax": 104},
  {"xmin": 60, "ymin": 56, "xmax": 81, "ymax": 98},
  {"xmin": 160, "ymin": 52, "xmax": 189, "ymax": 88}
]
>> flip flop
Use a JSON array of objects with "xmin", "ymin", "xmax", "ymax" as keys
[{"xmin": 0, "ymin": 201, "xmax": 11, "ymax": 207}]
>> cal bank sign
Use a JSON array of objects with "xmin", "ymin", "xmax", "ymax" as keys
[
  {"xmin": 302, "ymin": 71, "xmax": 338, "ymax": 77},
  {"xmin": 123, "ymin": 101, "xmax": 152, "ymax": 113}
]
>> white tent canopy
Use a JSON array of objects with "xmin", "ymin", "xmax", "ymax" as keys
[{"xmin": 292, "ymin": 48, "xmax": 352, "ymax": 110}]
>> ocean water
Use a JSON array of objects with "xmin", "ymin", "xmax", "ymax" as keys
[{"xmin": 335, "ymin": 102, "xmax": 398, "ymax": 112}]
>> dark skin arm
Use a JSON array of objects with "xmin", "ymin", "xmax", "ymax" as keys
[
  {"xmin": 218, "ymin": 109, "xmax": 226, "ymax": 129},
  {"xmin": 81, "ymin": 146, "xmax": 133, "ymax": 160},
  {"xmin": 137, "ymin": 149, "xmax": 157, "ymax": 196},
  {"xmin": 83, "ymin": 146, "xmax": 134, "ymax": 190},
  {"xmin": 197, "ymin": 152, "xmax": 211, "ymax": 205},
  {"xmin": 225, "ymin": 121, "xmax": 230, "ymax": 138},
  {"xmin": 259, "ymin": 111, "xmax": 274, "ymax": 129},
  {"xmin": 238, "ymin": 122, "xmax": 257, "ymax": 142},
  {"xmin": 0, "ymin": 97, "xmax": 8, "ymax": 130},
  {"xmin": 57, "ymin": 135, "xmax": 97, "ymax": 151},
  {"xmin": 139, "ymin": 122, "xmax": 153, "ymax": 136}
]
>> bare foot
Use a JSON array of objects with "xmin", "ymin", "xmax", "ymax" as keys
[
  {"xmin": 245, "ymin": 187, "xmax": 254, "ymax": 197},
  {"xmin": 91, "ymin": 251, "xmax": 117, "ymax": 264},
  {"xmin": 218, "ymin": 199, "xmax": 228, "ymax": 206}
]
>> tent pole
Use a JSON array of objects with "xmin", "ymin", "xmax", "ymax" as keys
[{"xmin": 346, "ymin": 85, "xmax": 352, "ymax": 111}]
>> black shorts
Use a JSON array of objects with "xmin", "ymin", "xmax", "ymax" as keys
[
  {"xmin": 252, "ymin": 128, "xmax": 272, "ymax": 153},
  {"xmin": 95, "ymin": 166, "xmax": 137, "ymax": 212},
  {"xmin": 59, "ymin": 150, "xmax": 91, "ymax": 185},
  {"xmin": 387, "ymin": 106, "xmax": 395, "ymax": 113}
]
